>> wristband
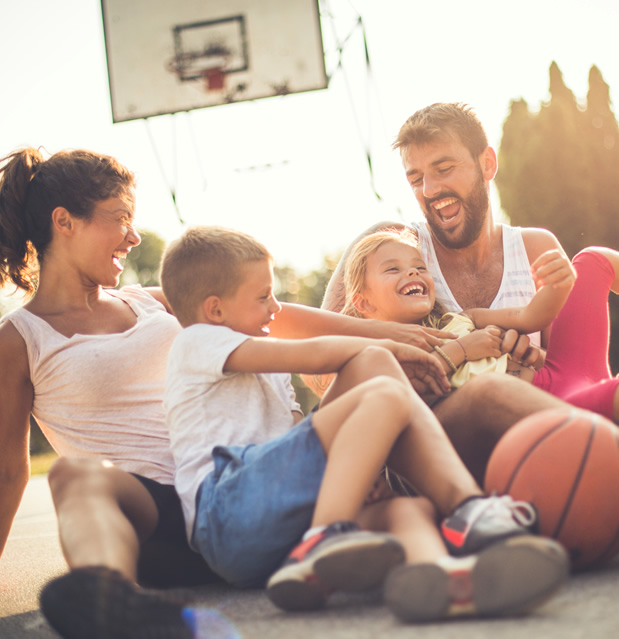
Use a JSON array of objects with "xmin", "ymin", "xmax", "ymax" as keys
[
  {"xmin": 433, "ymin": 345, "xmax": 458, "ymax": 373},
  {"xmin": 454, "ymin": 340, "xmax": 468, "ymax": 362}
]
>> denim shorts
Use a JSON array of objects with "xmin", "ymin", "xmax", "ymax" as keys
[{"xmin": 192, "ymin": 414, "xmax": 326, "ymax": 588}]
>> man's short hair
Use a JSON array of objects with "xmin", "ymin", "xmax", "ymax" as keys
[
  {"xmin": 160, "ymin": 225, "xmax": 271, "ymax": 327},
  {"xmin": 393, "ymin": 103, "xmax": 489, "ymax": 160}
]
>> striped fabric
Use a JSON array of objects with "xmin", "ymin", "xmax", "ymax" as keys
[{"xmin": 412, "ymin": 221, "xmax": 540, "ymax": 344}]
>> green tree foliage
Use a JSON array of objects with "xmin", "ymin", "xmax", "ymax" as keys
[
  {"xmin": 497, "ymin": 62, "xmax": 619, "ymax": 373},
  {"xmin": 274, "ymin": 256, "xmax": 337, "ymax": 309},
  {"xmin": 274, "ymin": 257, "xmax": 338, "ymax": 413},
  {"xmin": 120, "ymin": 229, "xmax": 167, "ymax": 287}
]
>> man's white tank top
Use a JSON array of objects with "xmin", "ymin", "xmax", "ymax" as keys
[{"xmin": 413, "ymin": 222, "xmax": 539, "ymax": 343}]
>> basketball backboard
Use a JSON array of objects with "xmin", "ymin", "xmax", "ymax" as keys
[{"xmin": 100, "ymin": 0, "xmax": 327, "ymax": 123}]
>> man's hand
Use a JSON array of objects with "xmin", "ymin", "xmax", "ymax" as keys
[{"xmin": 501, "ymin": 329, "xmax": 544, "ymax": 370}]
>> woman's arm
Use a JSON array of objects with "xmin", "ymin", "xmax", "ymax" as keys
[{"xmin": 0, "ymin": 323, "xmax": 34, "ymax": 558}]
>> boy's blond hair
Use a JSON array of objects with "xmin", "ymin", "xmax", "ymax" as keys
[
  {"xmin": 342, "ymin": 227, "xmax": 446, "ymax": 328},
  {"xmin": 160, "ymin": 225, "xmax": 272, "ymax": 327}
]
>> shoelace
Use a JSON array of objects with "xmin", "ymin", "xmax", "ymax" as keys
[{"xmin": 486, "ymin": 493, "xmax": 537, "ymax": 528}]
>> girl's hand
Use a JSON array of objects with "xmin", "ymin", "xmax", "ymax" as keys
[
  {"xmin": 531, "ymin": 249, "xmax": 576, "ymax": 291},
  {"xmin": 458, "ymin": 326, "xmax": 503, "ymax": 361}
]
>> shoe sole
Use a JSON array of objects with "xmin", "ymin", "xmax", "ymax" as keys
[
  {"xmin": 267, "ymin": 533, "xmax": 405, "ymax": 612},
  {"xmin": 384, "ymin": 535, "xmax": 569, "ymax": 623},
  {"xmin": 40, "ymin": 568, "xmax": 192, "ymax": 639}
]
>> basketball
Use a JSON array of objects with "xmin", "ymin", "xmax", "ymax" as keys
[{"xmin": 484, "ymin": 408, "xmax": 619, "ymax": 570}]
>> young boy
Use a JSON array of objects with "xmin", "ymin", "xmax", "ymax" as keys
[{"xmin": 160, "ymin": 226, "xmax": 568, "ymax": 621}]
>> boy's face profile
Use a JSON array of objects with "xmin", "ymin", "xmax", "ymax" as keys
[
  {"xmin": 355, "ymin": 241, "xmax": 435, "ymax": 324},
  {"xmin": 217, "ymin": 259, "xmax": 282, "ymax": 336}
]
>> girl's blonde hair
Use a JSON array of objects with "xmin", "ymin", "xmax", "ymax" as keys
[{"xmin": 342, "ymin": 227, "xmax": 446, "ymax": 327}]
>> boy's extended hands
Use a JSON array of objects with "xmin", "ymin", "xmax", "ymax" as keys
[
  {"xmin": 371, "ymin": 320, "xmax": 456, "ymax": 353},
  {"xmin": 378, "ymin": 339, "xmax": 451, "ymax": 397}
]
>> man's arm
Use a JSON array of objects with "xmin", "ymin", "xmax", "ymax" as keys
[
  {"xmin": 0, "ymin": 323, "xmax": 34, "ymax": 559},
  {"xmin": 467, "ymin": 249, "xmax": 576, "ymax": 334}
]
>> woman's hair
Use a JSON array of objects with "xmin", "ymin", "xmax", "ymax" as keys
[
  {"xmin": 160, "ymin": 225, "xmax": 272, "ymax": 327},
  {"xmin": 0, "ymin": 147, "xmax": 135, "ymax": 295},
  {"xmin": 342, "ymin": 227, "xmax": 446, "ymax": 327}
]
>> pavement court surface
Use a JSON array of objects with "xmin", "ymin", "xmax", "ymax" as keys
[{"xmin": 1, "ymin": 475, "xmax": 618, "ymax": 639}]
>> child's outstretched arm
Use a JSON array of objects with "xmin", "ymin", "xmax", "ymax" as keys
[
  {"xmin": 224, "ymin": 335, "xmax": 451, "ymax": 397},
  {"xmin": 465, "ymin": 249, "xmax": 576, "ymax": 334}
]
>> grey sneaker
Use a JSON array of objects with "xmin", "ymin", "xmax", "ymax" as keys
[
  {"xmin": 39, "ymin": 566, "xmax": 192, "ymax": 639},
  {"xmin": 441, "ymin": 494, "xmax": 537, "ymax": 556},
  {"xmin": 384, "ymin": 535, "xmax": 569, "ymax": 623},
  {"xmin": 266, "ymin": 521, "xmax": 405, "ymax": 611}
]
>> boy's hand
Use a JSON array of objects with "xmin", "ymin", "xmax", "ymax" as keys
[
  {"xmin": 388, "ymin": 342, "xmax": 451, "ymax": 396},
  {"xmin": 531, "ymin": 249, "xmax": 576, "ymax": 290},
  {"xmin": 377, "ymin": 321, "xmax": 456, "ymax": 352}
]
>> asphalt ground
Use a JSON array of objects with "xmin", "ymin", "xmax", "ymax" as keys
[{"xmin": 1, "ymin": 476, "xmax": 618, "ymax": 639}]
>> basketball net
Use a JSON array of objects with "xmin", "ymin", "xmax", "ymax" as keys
[{"xmin": 203, "ymin": 67, "xmax": 225, "ymax": 92}]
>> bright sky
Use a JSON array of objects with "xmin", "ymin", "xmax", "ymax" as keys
[{"xmin": 2, "ymin": 0, "xmax": 619, "ymax": 274}]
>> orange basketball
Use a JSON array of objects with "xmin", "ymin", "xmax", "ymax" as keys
[{"xmin": 484, "ymin": 408, "xmax": 619, "ymax": 570}]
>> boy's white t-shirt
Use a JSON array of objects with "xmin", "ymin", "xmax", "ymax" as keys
[{"xmin": 164, "ymin": 323, "xmax": 301, "ymax": 542}]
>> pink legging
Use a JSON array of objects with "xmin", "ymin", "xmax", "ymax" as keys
[{"xmin": 533, "ymin": 250, "xmax": 618, "ymax": 420}]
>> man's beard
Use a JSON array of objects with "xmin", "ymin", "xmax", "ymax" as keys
[{"xmin": 423, "ymin": 171, "xmax": 489, "ymax": 250}]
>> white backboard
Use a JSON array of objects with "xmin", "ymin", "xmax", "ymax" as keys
[{"xmin": 101, "ymin": 0, "xmax": 327, "ymax": 122}]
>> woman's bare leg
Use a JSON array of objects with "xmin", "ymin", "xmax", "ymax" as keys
[{"xmin": 48, "ymin": 457, "xmax": 158, "ymax": 582}]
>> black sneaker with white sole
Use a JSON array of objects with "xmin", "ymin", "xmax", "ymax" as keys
[{"xmin": 39, "ymin": 566, "xmax": 192, "ymax": 639}]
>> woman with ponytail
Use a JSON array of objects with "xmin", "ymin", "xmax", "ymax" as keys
[{"xmin": 0, "ymin": 148, "xmax": 212, "ymax": 639}]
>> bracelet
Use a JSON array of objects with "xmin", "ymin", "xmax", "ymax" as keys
[
  {"xmin": 454, "ymin": 340, "xmax": 468, "ymax": 362},
  {"xmin": 433, "ymin": 345, "xmax": 458, "ymax": 373}
]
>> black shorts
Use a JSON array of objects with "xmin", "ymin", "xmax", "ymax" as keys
[{"xmin": 131, "ymin": 473, "xmax": 222, "ymax": 588}]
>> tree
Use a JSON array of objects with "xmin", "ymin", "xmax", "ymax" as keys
[
  {"xmin": 497, "ymin": 62, "xmax": 619, "ymax": 373},
  {"xmin": 274, "ymin": 256, "xmax": 338, "ymax": 413},
  {"xmin": 120, "ymin": 229, "xmax": 166, "ymax": 287}
]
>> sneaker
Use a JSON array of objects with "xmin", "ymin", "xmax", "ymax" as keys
[
  {"xmin": 266, "ymin": 521, "xmax": 405, "ymax": 611},
  {"xmin": 441, "ymin": 494, "xmax": 537, "ymax": 556},
  {"xmin": 39, "ymin": 566, "xmax": 192, "ymax": 639},
  {"xmin": 384, "ymin": 535, "xmax": 569, "ymax": 623}
]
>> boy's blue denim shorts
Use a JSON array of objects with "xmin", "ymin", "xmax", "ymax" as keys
[{"xmin": 192, "ymin": 414, "xmax": 326, "ymax": 588}]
